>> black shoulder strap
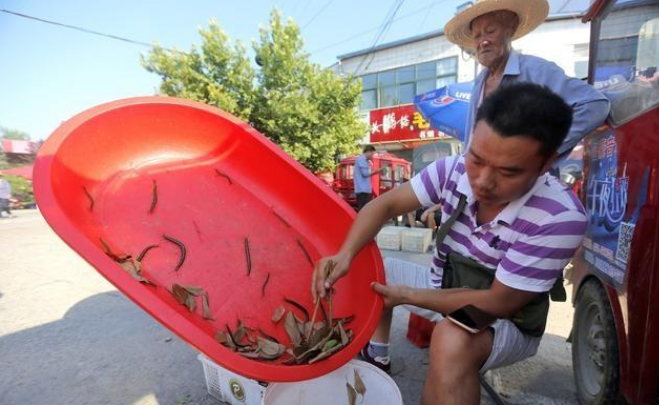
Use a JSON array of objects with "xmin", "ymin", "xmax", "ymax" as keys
[{"xmin": 435, "ymin": 194, "xmax": 468, "ymax": 255}]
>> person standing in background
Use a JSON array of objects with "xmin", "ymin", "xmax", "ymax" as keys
[
  {"xmin": 0, "ymin": 174, "xmax": 15, "ymax": 218},
  {"xmin": 354, "ymin": 145, "xmax": 384, "ymax": 211},
  {"xmin": 444, "ymin": 0, "xmax": 610, "ymax": 167}
]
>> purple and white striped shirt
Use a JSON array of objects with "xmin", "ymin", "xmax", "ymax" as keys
[{"xmin": 411, "ymin": 155, "xmax": 587, "ymax": 293}]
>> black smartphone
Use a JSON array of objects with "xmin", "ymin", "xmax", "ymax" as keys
[{"xmin": 446, "ymin": 305, "xmax": 497, "ymax": 334}]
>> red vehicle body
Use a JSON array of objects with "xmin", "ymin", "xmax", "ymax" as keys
[
  {"xmin": 568, "ymin": 1, "xmax": 659, "ymax": 404},
  {"xmin": 333, "ymin": 152, "xmax": 411, "ymax": 209}
]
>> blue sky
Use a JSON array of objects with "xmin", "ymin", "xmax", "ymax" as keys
[
  {"xmin": 1, "ymin": 0, "xmax": 588, "ymax": 140},
  {"xmin": 1, "ymin": 0, "xmax": 470, "ymax": 140}
]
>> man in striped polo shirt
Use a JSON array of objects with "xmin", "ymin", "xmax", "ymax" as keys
[{"xmin": 312, "ymin": 83, "xmax": 587, "ymax": 405}]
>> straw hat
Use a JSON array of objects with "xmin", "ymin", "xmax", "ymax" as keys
[{"xmin": 444, "ymin": 0, "xmax": 549, "ymax": 51}]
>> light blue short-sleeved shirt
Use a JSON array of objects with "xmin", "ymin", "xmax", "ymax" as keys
[
  {"xmin": 353, "ymin": 154, "xmax": 372, "ymax": 194},
  {"xmin": 465, "ymin": 51, "xmax": 610, "ymax": 165}
]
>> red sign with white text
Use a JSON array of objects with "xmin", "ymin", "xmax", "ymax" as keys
[{"xmin": 369, "ymin": 105, "xmax": 449, "ymax": 143}]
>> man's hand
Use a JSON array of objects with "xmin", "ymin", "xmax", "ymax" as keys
[
  {"xmin": 312, "ymin": 252, "xmax": 351, "ymax": 300},
  {"xmin": 371, "ymin": 282, "xmax": 413, "ymax": 309}
]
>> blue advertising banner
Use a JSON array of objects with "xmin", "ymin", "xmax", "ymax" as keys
[{"xmin": 582, "ymin": 130, "xmax": 649, "ymax": 287}]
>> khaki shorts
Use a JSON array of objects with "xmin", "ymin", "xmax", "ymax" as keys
[{"xmin": 384, "ymin": 257, "xmax": 541, "ymax": 372}]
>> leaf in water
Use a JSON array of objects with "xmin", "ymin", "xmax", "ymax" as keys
[
  {"xmin": 202, "ymin": 293, "xmax": 213, "ymax": 320},
  {"xmin": 172, "ymin": 284, "xmax": 189, "ymax": 305},
  {"xmin": 284, "ymin": 311, "xmax": 302, "ymax": 347},
  {"xmin": 354, "ymin": 369, "xmax": 366, "ymax": 399},
  {"xmin": 346, "ymin": 382, "xmax": 357, "ymax": 405},
  {"xmin": 271, "ymin": 305, "xmax": 286, "ymax": 323},
  {"xmin": 182, "ymin": 285, "xmax": 203, "ymax": 296}
]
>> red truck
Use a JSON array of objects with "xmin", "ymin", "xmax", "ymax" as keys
[
  {"xmin": 568, "ymin": 1, "xmax": 659, "ymax": 404},
  {"xmin": 332, "ymin": 152, "xmax": 411, "ymax": 209}
]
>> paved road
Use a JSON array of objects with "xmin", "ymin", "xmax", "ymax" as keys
[{"xmin": 0, "ymin": 211, "xmax": 578, "ymax": 405}]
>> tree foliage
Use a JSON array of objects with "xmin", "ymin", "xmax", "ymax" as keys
[
  {"xmin": 0, "ymin": 127, "xmax": 30, "ymax": 141},
  {"xmin": 142, "ymin": 10, "xmax": 365, "ymax": 172}
]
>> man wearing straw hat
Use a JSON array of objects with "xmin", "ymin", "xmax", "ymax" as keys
[
  {"xmin": 313, "ymin": 83, "xmax": 586, "ymax": 405},
  {"xmin": 445, "ymin": 0, "xmax": 609, "ymax": 165}
]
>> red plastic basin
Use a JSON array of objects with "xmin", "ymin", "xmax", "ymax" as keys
[{"xmin": 34, "ymin": 96, "xmax": 384, "ymax": 382}]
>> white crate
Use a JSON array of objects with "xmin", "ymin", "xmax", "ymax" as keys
[
  {"xmin": 401, "ymin": 228, "xmax": 433, "ymax": 252},
  {"xmin": 198, "ymin": 354, "xmax": 268, "ymax": 405},
  {"xmin": 376, "ymin": 226, "xmax": 404, "ymax": 250}
]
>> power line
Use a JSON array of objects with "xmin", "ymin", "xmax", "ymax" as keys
[
  {"xmin": 310, "ymin": 0, "xmax": 450, "ymax": 55},
  {"xmin": 0, "ymin": 8, "xmax": 174, "ymax": 52},
  {"xmin": 355, "ymin": 0, "xmax": 407, "ymax": 75},
  {"xmin": 301, "ymin": 0, "xmax": 337, "ymax": 30}
]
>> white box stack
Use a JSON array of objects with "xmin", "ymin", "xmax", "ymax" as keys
[
  {"xmin": 198, "ymin": 354, "xmax": 268, "ymax": 405},
  {"xmin": 376, "ymin": 226, "xmax": 404, "ymax": 250},
  {"xmin": 401, "ymin": 228, "xmax": 434, "ymax": 253}
]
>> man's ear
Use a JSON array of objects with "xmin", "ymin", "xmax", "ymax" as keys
[{"xmin": 540, "ymin": 152, "xmax": 558, "ymax": 174}]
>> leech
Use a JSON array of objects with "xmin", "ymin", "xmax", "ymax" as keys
[
  {"xmin": 284, "ymin": 297, "xmax": 310, "ymax": 321},
  {"xmin": 163, "ymin": 234, "xmax": 186, "ymax": 272},
  {"xmin": 83, "ymin": 186, "xmax": 94, "ymax": 211},
  {"xmin": 272, "ymin": 209, "xmax": 291, "ymax": 227},
  {"xmin": 149, "ymin": 180, "xmax": 158, "ymax": 214},
  {"xmin": 244, "ymin": 237, "xmax": 252, "ymax": 276},
  {"xmin": 136, "ymin": 244, "xmax": 159, "ymax": 263},
  {"xmin": 192, "ymin": 220, "xmax": 203, "ymax": 242},
  {"xmin": 296, "ymin": 239, "xmax": 313, "ymax": 266},
  {"xmin": 261, "ymin": 273, "xmax": 271, "ymax": 297},
  {"xmin": 215, "ymin": 168, "xmax": 233, "ymax": 185}
]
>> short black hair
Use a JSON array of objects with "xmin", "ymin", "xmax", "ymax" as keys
[
  {"xmin": 475, "ymin": 83, "xmax": 573, "ymax": 158},
  {"xmin": 363, "ymin": 145, "xmax": 376, "ymax": 153}
]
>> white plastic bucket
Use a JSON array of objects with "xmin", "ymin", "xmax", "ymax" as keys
[{"xmin": 262, "ymin": 359, "xmax": 403, "ymax": 405}]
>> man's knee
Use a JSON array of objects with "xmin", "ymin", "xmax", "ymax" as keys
[{"xmin": 429, "ymin": 320, "xmax": 492, "ymax": 369}]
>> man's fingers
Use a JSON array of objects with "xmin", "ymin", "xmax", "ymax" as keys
[{"xmin": 371, "ymin": 281, "xmax": 387, "ymax": 295}]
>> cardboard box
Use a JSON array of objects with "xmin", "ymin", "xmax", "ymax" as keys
[
  {"xmin": 401, "ymin": 228, "xmax": 433, "ymax": 252},
  {"xmin": 376, "ymin": 226, "xmax": 404, "ymax": 250},
  {"xmin": 198, "ymin": 354, "xmax": 268, "ymax": 405}
]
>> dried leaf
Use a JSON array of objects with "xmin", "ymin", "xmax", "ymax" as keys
[
  {"xmin": 172, "ymin": 284, "xmax": 189, "ymax": 305},
  {"xmin": 202, "ymin": 293, "xmax": 213, "ymax": 320},
  {"xmin": 182, "ymin": 285, "xmax": 203, "ymax": 296},
  {"xmin": 339, "ymin": 322, "xmax": 350, "ymax": 346},
  {"xmin": 257, "ymin": 337, "xmax": 286, "ymax": 359},
  {"xmin": 354, "ymin": 369, "xmax": 366, "ymax": 399},
  {"xmin": 214, "ymin": 331, "xmax": 228, "ymax": 344},
  {"xmin": 234, "ymin": 322, "xmax": 246, "ymax": 343},
  {"xmin": 185, "ymin": 293, "xmax": 197, "ymax": 312},
  {"xmin": 119, "ymin": 260, "xmax": 154, "ymax": 284},
  {"xmin": 346, "ymin": 382, "xmax": 357, "ymax": 405},
  {"xmin": 284, "ymin": 311, "xmax": 302, "ymax": 347},
  {"xmin": 272, "ymin": 305, "xmax": 286, "ymax": 323}
]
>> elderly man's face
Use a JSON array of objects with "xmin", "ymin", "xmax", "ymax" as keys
[{"xmin": 470, "ymin": 11, "xmax": 516, "ymax": 68}]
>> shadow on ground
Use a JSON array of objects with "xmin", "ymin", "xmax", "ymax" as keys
[{"xmin": 0, "ymin": 291, "xmax": 212, "ymax": 405}]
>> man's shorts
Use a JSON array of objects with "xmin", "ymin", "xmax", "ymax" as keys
[{"xmin": 384, "ymin": 257, "xmax": 541, "ymax": 372}]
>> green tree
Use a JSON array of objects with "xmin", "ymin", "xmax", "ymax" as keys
[
  {"xmin": 142, "ymin": 10, "xmax": 365, "ymax": 172},
  {"xmin": 0, "ymin": 127, "xmax": 30, "ymax": 141}
]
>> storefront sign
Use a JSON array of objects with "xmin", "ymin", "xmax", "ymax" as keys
[{"xmin": 369, "ymin": 105, "xmax": 450, "ymax": 143}]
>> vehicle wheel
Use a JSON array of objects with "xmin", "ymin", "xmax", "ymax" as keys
[{"xmin": 572, "ymin": 279, "xmax": 621, "ymax": 405}]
